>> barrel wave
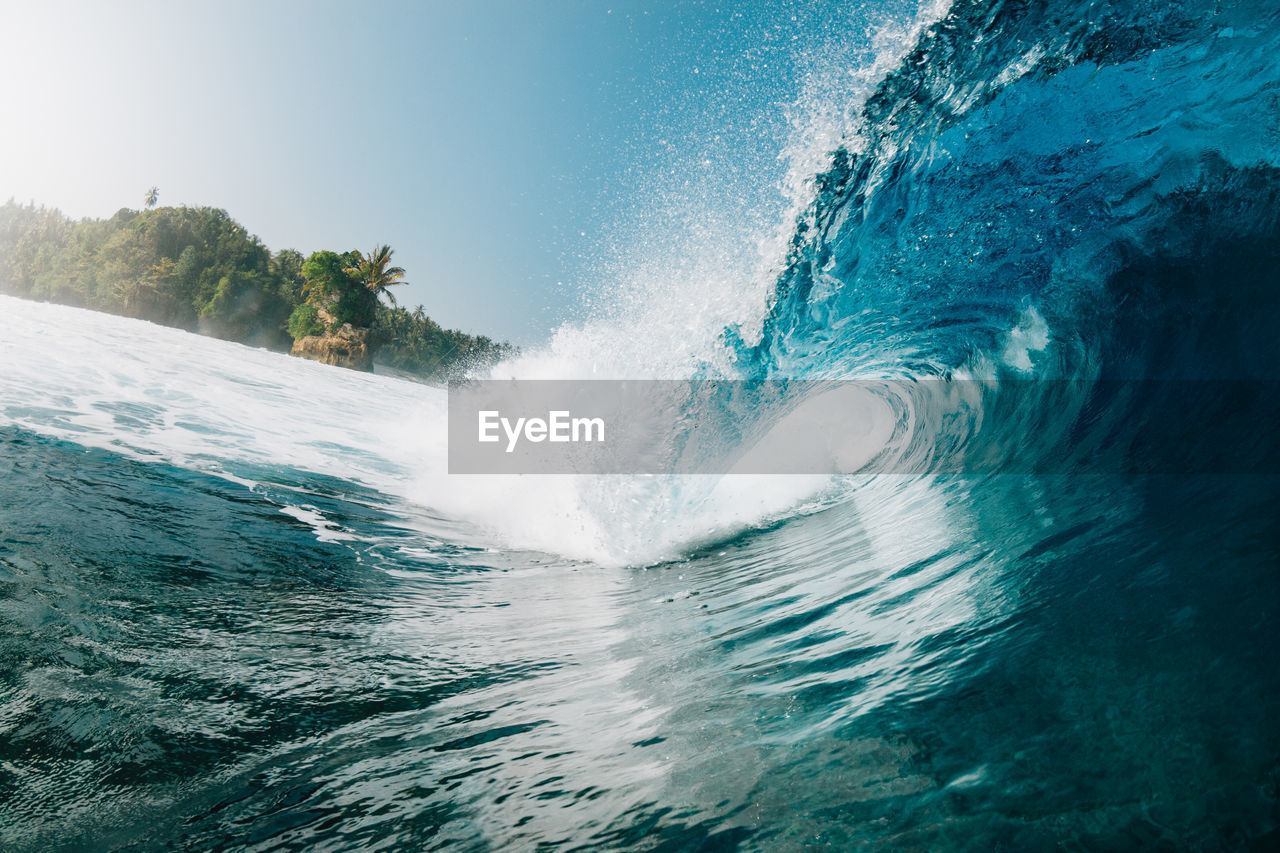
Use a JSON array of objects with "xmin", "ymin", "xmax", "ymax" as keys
[
  {"xmin": 732, "ymin": 0, "xmax": 1280, "ymax": 485},
  {"xmin": 2, "ymin": 1, "xmax": 1279, "ymax": 850}
]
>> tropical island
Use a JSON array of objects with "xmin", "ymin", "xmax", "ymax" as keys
[{"xmin": 0, "ymin": 191, "xmax": 512, "ymax": 380}]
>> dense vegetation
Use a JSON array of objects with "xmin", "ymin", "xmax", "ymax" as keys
[
  {"xmin": 0, "ymin": 199, "xmax": 511, "ymax": 379},
  {"xmin": 373, "ymin": 303, "xmax": 518, "ymax": 378}
]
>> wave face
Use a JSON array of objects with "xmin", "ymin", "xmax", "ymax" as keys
[
  {"xmin": 744, "ymin": 0, "xmax": 1280, "ymax": 382},
  {"xmin": 3, "ymin": 1, "xmax": 1280, "ymax": 850}
]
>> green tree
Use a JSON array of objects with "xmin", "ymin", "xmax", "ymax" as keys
[
  {"xmin": 271, "ymin": 249, "xmax": 306, "ymax": 305},
  {"xmin": 299, "ymin": 250, "xmax": 377, "ymax": 330},
  {"xmin": 345, "ymin": 244, "xmax": 407, "ymax": 306},
  {"xmin": 287, "ymin": 303, "xmax": 324, "ymax": 339},
  {"xmin": 372, "ymin": 302, "xmax": 513, "ymax": 380},
  {"xmin": 144, "ymin": 187, "xmax": 159, "ymax": 209}
]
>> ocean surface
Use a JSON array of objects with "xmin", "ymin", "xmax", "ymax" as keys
[{"xmin": 4, "ymin": 0, "xmax": 1280, "ymax": 849}]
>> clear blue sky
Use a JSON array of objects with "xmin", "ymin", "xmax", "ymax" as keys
[{"xmin": 0, "ymin": 0, "xmax": 916, "ymax": 344}]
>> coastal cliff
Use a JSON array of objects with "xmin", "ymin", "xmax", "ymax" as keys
[{"xmin": 290, "ymin": 323, "xmax": 373, "ymax": 371}]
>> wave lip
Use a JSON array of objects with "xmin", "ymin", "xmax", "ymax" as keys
[{"xmin": 740, "ymin": 0, "xmax": 1280, "ymax": 384}]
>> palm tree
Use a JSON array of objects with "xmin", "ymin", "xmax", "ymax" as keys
[
  {"xmin": 144, "ymin": 187, "xmax": 159, "ymax": 209},
  {"xmin": 345, "ymin": 244, "xmax": 408, "ymax": 306}
]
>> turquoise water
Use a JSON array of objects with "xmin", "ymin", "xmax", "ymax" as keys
[
  {"xmin": 4, "ymin": 406, "xmax": 1276, "ymax": 849},
  {"xmin": 2, "ymin": 371, "xmax": 1277, "ymax": 849},
  {"xmin": 4, "ymin": 0, "xmax": 1280, "ymax": 848}
]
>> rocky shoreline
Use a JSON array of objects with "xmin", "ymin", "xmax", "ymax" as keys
[{"xmin": 290, "ymin": 323, "xmax": 374, "ymax": 371}]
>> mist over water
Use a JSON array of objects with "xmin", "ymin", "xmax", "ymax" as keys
[{"xmin": 4, "ymin": 0, "xmax": 1280, "ymax": 848}]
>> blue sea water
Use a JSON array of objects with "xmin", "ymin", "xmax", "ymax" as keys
[{"xmin": 3, "ymin": 0, "xmax": 1280, "ymax": 849}]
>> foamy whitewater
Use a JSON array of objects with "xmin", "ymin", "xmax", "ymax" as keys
[{"xmin": 3, "ymin": 0, "xmax": 1280, "ymax": 849}]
